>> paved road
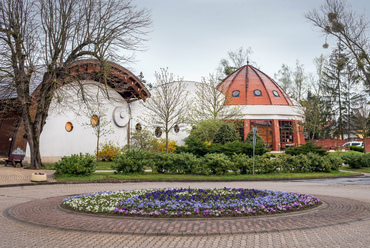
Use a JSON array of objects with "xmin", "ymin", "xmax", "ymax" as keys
[
  {"xmin": 292, "ymin": 173, "xmax": 370, "ymax": 185},
  {"xmin": 1, "ymin": 178, "xmax": 370, "ymax": 247}
]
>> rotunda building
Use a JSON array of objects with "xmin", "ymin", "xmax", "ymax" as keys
[{"xmin": 218, "ymin": 64, "xmax": 305, "ymax": 151}]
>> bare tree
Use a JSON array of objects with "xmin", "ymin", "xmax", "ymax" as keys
[
  {"xmin": 141, "ymin": 68, "xmax": 189, "ymax": 152},
  {"xmin": 218, "ymin": 47, "xmax": 256, "ymax": 78},
  {"xmin": 274, "ymin": 60, "xmax": 307, "ymax": 101},
  {"xmin": 0, "ymin": 0, "xmax": 151, "ymax": 169},
  {"xmin": 306, "ymin": 0, "xmax": 370, "ymax": 89},
  {"xmin": 190, "ymin": 73, "xmax": 242, "ymax": 123}
]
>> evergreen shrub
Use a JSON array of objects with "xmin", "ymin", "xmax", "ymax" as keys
[
  {"xmin": 350, "ymin": 146, "xmax": 364, "ymax": 153},
  {"xmin": 285, "ymin": 142, "xmax": 328, "ymax": 156},
  {"xmin": 341, "ymin": 152, "xmax": 363, "ymax": 168},
  {"xmin": 212, "ymin": 124, "xmax": 240, "ymax": 144},
  {"xmin": 54, "ymin": 153, "xmax": 96, "ymax": 176},
  {"xmin": 112, "ymin": 149, "xmax": 151, "ymax": 174}
]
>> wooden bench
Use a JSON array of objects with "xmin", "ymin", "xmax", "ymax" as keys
[{"xmin": 4, "ymin": 154, "xmax": 25, "ymax": 167}]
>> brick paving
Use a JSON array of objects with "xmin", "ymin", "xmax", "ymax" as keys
[
  {"xmin": 0, "ymin": 164, "xmax": 56, "ymax": 185},
  {"xmin": 1, "ymin": 165, "xmax": 370, "ymax": 247},
  {"xmin": 5, "ymin": 195, "xmax": 370, "ymax": 236}
]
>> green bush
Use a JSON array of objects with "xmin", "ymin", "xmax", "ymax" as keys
[
  {"xmin": 176, "ymin": 135, "xmax": 209, "ymax": 157},
  {"xmin": 54, "ymin": 153, "xmax": 96, "ymax": 176},
  {"xmin": 359, "ymin": 153, "xmax": 370, "ymax": 167},
  {"xmin": 208, "ymin": 141, "xmax": 268, "ymax": 157},
  {"xmin": 188, "ymin": 119, "xmax": 225, "ymax": 143},
  {"xmin": 232, "ymin": 154, "xmax": 252, "ymax": 174},
  {"xmin": 326, "ymin": 156, "xmax": 343, "ymax": 171},
  {"xmin": 203, "ymin": 153, "xmax": 234, "ymax": 175},
  {"xmin": 350, "ymin": 146, "xmax": 364, "ymax": 153},
  {"xmin": 151, "ymin": 152, "xmax": 177, "ymax": 173},
  {"xmin": 112, "ymin": 149, "xmax": 151, "ymax": 174},
  {"xmin": 212, "ymin": 124, "xmax": 240, "ymax": 144},
  {"xmin": 341, "ymin": 152, "xmax": 363, "ymax": 169},
  {"xmin": 174, "ymin": 153, "xmax": 204, "ymax": 174},
  {"xmin": 255, "ymin": 156, "xmax": 278, "ymax": 174},
  {"xmin": 285, "ymin": 142, "xmax": 328, "ymax": 156},
  {"xmin": 284, "ymin": 154, "xmax": 310, "ymax": 172}
]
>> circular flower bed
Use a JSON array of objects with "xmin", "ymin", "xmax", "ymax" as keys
[{"xmin": 62, "ymin": 187, "xmax": 320, "ymax": 218}]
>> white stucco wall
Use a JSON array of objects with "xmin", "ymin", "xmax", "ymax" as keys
[
  {"xmin": 130, "ymin": 81, "xmax": 199, "ymax": 146},
  {"xmin": 26, "ymin": 80, "xmax": 131, "ymax": 163}
]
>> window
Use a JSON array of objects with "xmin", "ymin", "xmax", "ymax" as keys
[
  {"xmin": 65, "ymin": 122, "xmax": 73, "ymax": 132},
  {"xmin": 272, "ymin": 90, "xmax": 280, "ymax": 97},
  {"xmin": 135, "ymin": 123, "xmax": 142, "ymax": 131},
  {"xmin": 91, "ymin": 115, "xmax": 99, "ymax": 126},
  {"xmin": 155, "ymin": 127, "xmax": 162, "ymax": 137},
  {"xmin": 174, "ymin": 125, "xmax": 180, "ymax": 133},
  {"xmin": 253, "ymin": 89, "xmax": 262, "ymax": 96},
  {"xmin": 232, "ymin": 90, "xmax": 240, "ymax": 97}
]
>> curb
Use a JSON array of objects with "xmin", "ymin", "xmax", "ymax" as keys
[{"xmin": 0, "ymin": 173, "xmax": 364, "ymax": 188}]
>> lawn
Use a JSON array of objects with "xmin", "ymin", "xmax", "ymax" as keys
[
  {"xmin": 328, "ymin": 150, "xmax": 363, "ymax": 157},
  {"xmin": 54, "ymin": 170, "xmax": 358, "ymax": 182}
]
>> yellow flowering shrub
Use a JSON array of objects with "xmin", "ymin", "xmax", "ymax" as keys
[
  {"xmin": 96, "ymin": 141, "xmax": 120, "ymax": 161},
  {"xmin": 150, "ymin": 138, "xmax": 178, "ymax": 153}
]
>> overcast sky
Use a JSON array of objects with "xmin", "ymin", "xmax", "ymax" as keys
[{"xmin": 130, "ymin": 0, "xmax": 369, "ymax": 84}]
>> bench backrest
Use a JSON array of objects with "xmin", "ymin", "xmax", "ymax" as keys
[{"xmin": 9, "ymin": 154, "xmax": 25, "ymax": 160}]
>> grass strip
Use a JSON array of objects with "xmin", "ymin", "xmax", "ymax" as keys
[{"xmin": 54, "ymin": 171, "xmax": 359, "ymax": 182}]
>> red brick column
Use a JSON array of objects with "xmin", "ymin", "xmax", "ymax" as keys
[
  {"xmin": 244, "ymin": 119, "xmax": 251, "ymax": 141},
  {"xmin": 272, "ymin": 119, "xmax": 280, "ymax": 151}
]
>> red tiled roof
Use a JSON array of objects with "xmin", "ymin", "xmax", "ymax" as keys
[{"xmin": 218, "ymin": 65, "xmax": 293, "ymax": 106}]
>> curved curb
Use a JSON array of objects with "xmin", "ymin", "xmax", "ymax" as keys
[{"xmin": 4, "ymin": 194, "xmax": 370, "ymax": 236}]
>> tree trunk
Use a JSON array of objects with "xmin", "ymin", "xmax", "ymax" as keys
[
  {"xmin": 27, "ymin": 133, "xmax": 42, "ymax": 169},
  {"xmin": 165, "ymin": 130, "xmax": 169, "ymax": 153}
]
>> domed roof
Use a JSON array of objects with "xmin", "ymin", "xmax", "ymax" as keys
[{"xmin": 217, "ymin": 65, "xmax": 293, "ymax": 106}]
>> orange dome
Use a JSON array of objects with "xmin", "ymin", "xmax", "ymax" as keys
[{"xmin": 218, "ymin": 65, "xmax": 293, "ymax": 106}]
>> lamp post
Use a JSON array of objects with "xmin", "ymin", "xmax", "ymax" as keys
[{"xmin": 252, "ymin": 127, "xmax": 257, "ymax": 175}]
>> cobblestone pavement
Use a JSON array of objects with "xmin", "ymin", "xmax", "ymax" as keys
[{"xmin": 1, "ymin": 180, "xmax": 370, "ymax": 247}]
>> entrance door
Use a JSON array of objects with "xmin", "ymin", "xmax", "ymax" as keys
[{"xmin": 279, "ymin": 121, "xmax": 294, "ymax": 149}]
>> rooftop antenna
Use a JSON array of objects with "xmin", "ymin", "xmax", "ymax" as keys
[{"xmin": 247, "ymin": 57, "xmax": 249, "ymax": 65}]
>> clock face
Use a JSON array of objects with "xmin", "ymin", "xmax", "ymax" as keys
[{"xmin": 113, "ymin": 106, "xmax": 130, "ymax": 127}]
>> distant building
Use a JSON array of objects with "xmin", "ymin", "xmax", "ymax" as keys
[
  {"xmin": 0, "ymin": 61, "xmax": 304, "ymax": 163},
  {"xmin": 217, "ymin": 65, "xmax": 305, "ymax": 151}
]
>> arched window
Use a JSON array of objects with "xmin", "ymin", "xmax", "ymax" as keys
[
  {"xmin": 254, "ymin": 89, "xmax": 262, "ymax": 96},
  {"xmin": 232, "ymin": 90, "xmax": 240, "ymax": 97}
]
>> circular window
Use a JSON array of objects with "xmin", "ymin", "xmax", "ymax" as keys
[
  {"xmin": 135, "ymin": 123, "xmax": 142, "ymax": 131},
  {"xmin": 65, "ymin": 122, "xmax": 73, "ymax": 132},
  {"xmin": 91, "ymin": 115, "xmax": 99, "ymax": 126},
  {"xmin": 272, "ymin": 90, "xmax": 280, "ymax": 97},
  {"xmin": 155, "ymin": 127, "xmax": 162, "ymax": 137},
  {"xmin": 174, "ymin": 125, "xmax": 180, "ymax": 133},
  {"xmin": 232, "ymin": 90, "xmax": 240, "ymax": 97},
  {"xmin": 254, "ymin": 89, "xmax": 262, "ymax": 96}
]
